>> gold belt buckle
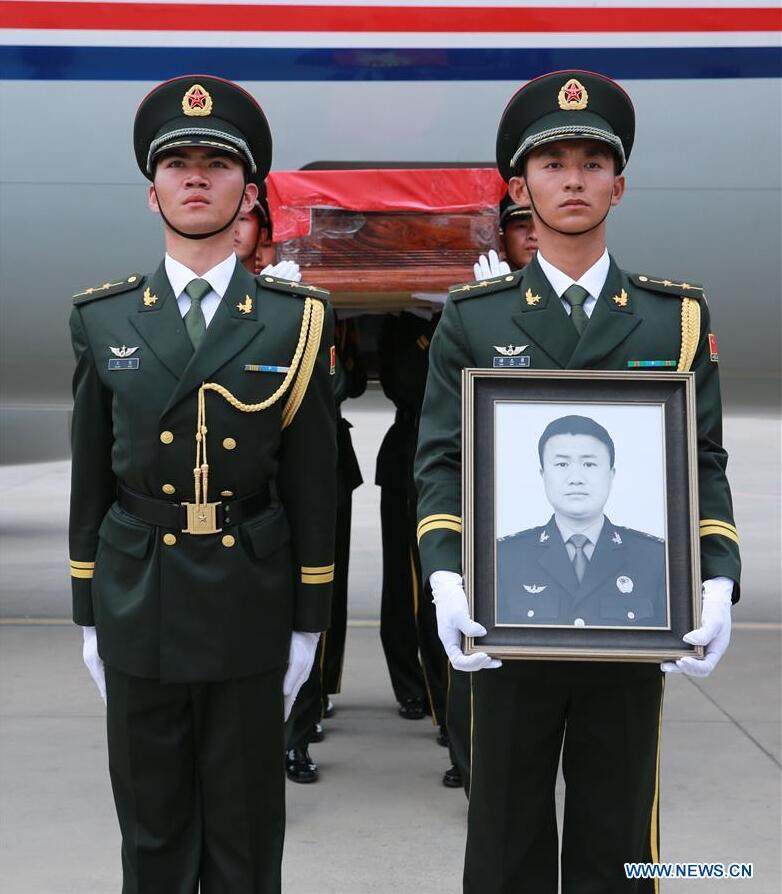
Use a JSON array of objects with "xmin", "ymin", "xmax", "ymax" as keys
[{"xmin": 182, "ymin": 502, "xmax": 222, "ymax": 535}]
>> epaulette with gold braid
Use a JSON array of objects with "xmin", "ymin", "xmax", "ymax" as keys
[
  {"xmin": 629, "ymin": 274, "xmax": 706, "ymax": 299},
  {"xmin": 72, "ymin": 274, "xmax": 144, "ymax": 305},
  {"xmin": 257, "ymin": 274, "xmax": 329, "ymax": 302},
  {"xmin": 449, "ymin": 269, "xmax": 523, "ymax": 302}
]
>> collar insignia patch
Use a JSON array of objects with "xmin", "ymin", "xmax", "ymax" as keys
[
  {"xmin": 236, "ymin": 295, "xmax": 253, "ymax": 315},
  {"xmin": 525, "ymin": 288, "xmax": 542, "ymax": 306},
  {"xmin": 143, "ymin": 287, "xmax": 158, "ymax": 306},
  {"xmin": 612, "ymin": 531, "xmax": 623, "ymax": 545},
  {"xmin": 540, "ymin": 530, "xmax": 550, "ymax": 543},
  {"xmin": 612, "ymin": 289, "xmax": 629, "ymax": 307}
]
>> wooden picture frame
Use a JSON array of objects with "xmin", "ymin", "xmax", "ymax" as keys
[{"xmin": 462, "ymin": 370, "xmax": 702, "ymax": 662}]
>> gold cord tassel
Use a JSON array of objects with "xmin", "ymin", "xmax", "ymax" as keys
[
  {"xmin": 677, "ymin": 297, "xmax": 701, "ymax": 372},
  {"xmin": 191, "ymin": 297, "xmax": 324, "ymax": 512}
]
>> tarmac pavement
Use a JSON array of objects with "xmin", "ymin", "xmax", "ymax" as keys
[{"xmin": 1, "ymin": 387, "xmax": 780, "ymax": 892}]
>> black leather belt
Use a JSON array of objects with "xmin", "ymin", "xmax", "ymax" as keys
[{"xmin": 118, "ymin": 482, "xmax": 270, "ymax": 533}]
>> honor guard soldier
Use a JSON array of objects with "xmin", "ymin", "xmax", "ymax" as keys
[
  {"xmin": 285, "ymin": 314, "xmax": 367, "ymax": 783},
  {"xmin": 376, "ymin": 310, "xmax": 450, "ymax": 739},
  {"xmin": 415, "ymin": 70, "xmax": 740, "ymax": 893},
  {"xmin": 69, "ymin": 75, "xmax": 336, "ymax": 893},
  {"xmin": 498, "ymin": 191, "xmax": 538, "ymax": 270},
  {"xmin": 472, "ymin": 193, "xmax": 537, "ymax": 282}
]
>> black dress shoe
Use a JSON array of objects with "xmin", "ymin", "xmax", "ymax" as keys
[
  {"xmin": 323, "ymin": 698, "xmax": 335, "ymax": 718},
  {"xmin": 398, "ymin": 698, "xmax": 427, "ymax": 720},
  {"xmin": 443, "ymin": 764, "xmax": 463, "ymax": 788},
  {"xmin": 311, "ymin": 721, "xmax": 325, "ymax": 743},
  {"xmin": 286, "ymin": 747, "xmax": 319, "ymax": 784},
  {"xmin": 436, "ymin": 725, "xmax": 450, "ymax": 748}
]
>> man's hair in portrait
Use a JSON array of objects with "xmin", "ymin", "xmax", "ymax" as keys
[{"xmin": 538, "ymin": 415, "xmax": 616, "ymax": 468}]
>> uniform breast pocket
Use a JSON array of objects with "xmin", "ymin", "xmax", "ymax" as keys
[{"xmin": 600, "ymin": 596, "xmax": 656, "ymax": 625}]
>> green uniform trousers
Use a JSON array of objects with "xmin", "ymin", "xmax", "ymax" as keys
[
  {"xmin": 106, "ymin": 664, "xmax": 286, "ymax": 894},
  {"xmin": 465, "ymin": 661, "xmax": 663, "ymax": 894}
]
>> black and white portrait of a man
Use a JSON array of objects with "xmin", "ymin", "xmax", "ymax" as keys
[{"xmin": 495, "ymin": 409, "xmax": 669, "ymax": 629}]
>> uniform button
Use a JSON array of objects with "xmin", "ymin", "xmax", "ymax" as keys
[
  {"xmin": 527, "ymin": 610, "xmax": 535, "ymax": 618},
  {"xmin": 163, "ymin": 533, "xmax": 177, "ymax": 546},
  {"xmin": 222, "ymin": 437, "xmax": 236, "ymax": 450},
  {"xmin": 221, "ymin": 490, "xmax": 234, "ymax": 498},
  {"xmin": 574, "ymin": 617, "xmax": 585, "ymax": 627},
  {"xmin": 627, "ymin": 611, "xmax": 636, "ymax": 620},
  {"xmin": 160, "ymin": 431, "xmax": 174, "ymax": 445},
  {"xmin": 161, "ymin": 484, "xmax": 176, "ymax": 495},
  {"xmin": 222, "ymin": 534, "xmax": 236, "ymax": 548}
]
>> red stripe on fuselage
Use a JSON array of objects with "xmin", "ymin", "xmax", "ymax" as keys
[{"xmin": 2, "ymin": 3, "xmax": 780, "ymax": 33}]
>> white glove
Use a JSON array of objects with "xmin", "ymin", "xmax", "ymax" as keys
[
  {"xmin": 82, "ymin": 626, "xmax": 106, "ymax": 703},
  {"xmin": 283, "ymin": 631, "xmax": 320, "ymax": 720},
  {"xmin": 661, "ymin": 577, "xmax": 733, "ymax": 677},
  {"xmin": 261, "ymin": 259, "xmax": 301, "ymax": 282},
  {"xmin": 431, "ymin": 571, "xmax": 502, "ymax": 672},
  {"xmin": 473, "ymin": 249, "xmax": 511, "ymax": 281}
]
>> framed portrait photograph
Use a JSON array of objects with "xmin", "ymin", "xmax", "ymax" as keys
[{"xmin": 462, "ymin": 370, "xmax": 703, "ymax": 662}]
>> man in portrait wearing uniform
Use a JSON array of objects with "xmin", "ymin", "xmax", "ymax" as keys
[
  {"xmin": 497, "ymin": 414, "xmax": 666, "ymax": 628},
  {"xmin": 69, "ymin": 75, "xmax": 336, "ymax": 893},
  {"xmin": 415, "ymin": 70, "xmax": 740, "ymax": 892}
]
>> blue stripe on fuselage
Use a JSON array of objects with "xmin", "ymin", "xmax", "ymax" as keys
[{"xmin": 1, "ymin": 45, "xmax": 780, "ymax": 80}]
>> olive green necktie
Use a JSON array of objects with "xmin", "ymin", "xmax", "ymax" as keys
[
  {"xmin": 563, "ymin": 284, "xmax": 590, "ymax": 336},
  {"xmin": 184, "ymin": 278, "xmax": 211, "ymax": 350},
  {"xmin": 569, "ymin": 533, "xmax": 590, "ymax": 583}
]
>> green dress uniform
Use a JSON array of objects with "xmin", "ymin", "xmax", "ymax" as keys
[
  {"xmin": 376, "ymin": 310, "xmax": 448, "ymax": 725},
  {"xmin": 414, "ymin": 70, "xmax": 740, "ymax": 894},
  {"xmin": 68, "ymin": 75, "xmax": 337, "ymax": 893},
  {"xmin": 497, "ymin": 516, "xmax": 666, "ymax": 627},
  {"xmin": 286, "ymin": 316, "xmax": 366, "ymax": 759}
]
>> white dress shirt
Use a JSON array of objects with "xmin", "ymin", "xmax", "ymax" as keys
[
  {"xmin": 554, "ymin": 515, "xmax": 605, "ymax": 562},
  {"xmin": 165, "ymin": 252, "xmax": 237, "ymax": 327},
  {"xmin": 537, "ymin": 249, "xmax": 610, "ymax": 319}
]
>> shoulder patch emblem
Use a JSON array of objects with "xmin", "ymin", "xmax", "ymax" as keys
[
  {"xmin": 258, "ymin": 275, "xmax": 329, "ymax": 302},
  {"xmin": 708, "ymin": 333, "xmax": 719, "ymax": 362},
  {"xmin": 73, "ymin": 275, "xmax": 143, "ymax": 305}
]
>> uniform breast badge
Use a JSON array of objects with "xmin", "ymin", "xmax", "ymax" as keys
[
  {"xmin": 493, "ymin": 344, "xmax": 530, "ymax": 368},
  {"xmin": 523, "ymin": 585, "xmax": 547, "ymax": 594},
  {"xmin": 108, "ymin": 345, "xmax": 140, "ymax": 370},
  {"xmin": 616, "ymin": 576, "xmax": 634, "ymax": 594}
]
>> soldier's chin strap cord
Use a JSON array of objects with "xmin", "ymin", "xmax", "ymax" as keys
[
  {"xmin": 152, "ymin": 187, "xmax": 246, "ymax": 241},
  {"xmin": 523, "ymin": 180, "xmax": 614, "ymax": 238}
]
